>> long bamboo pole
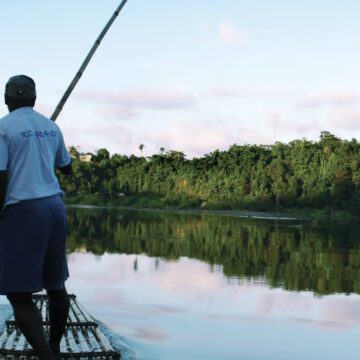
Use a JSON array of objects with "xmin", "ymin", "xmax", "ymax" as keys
[{"xmin": 51, "ymin": 0, "xmax": 129, "ymax": 121}]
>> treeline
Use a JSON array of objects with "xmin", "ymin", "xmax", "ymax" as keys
[{"xmin": 58, "ymin": 131, "xmax": 360, "ymax": 212}]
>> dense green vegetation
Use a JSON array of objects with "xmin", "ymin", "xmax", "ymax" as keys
[
  {"xmin": 59, "ymin": 132, "xmax": 360, "ymax": 214},
  {"xmin": 67, "ymin": 207, "xmax": 360, "ymax": 296}
]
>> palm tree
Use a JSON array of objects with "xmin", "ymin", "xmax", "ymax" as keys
[{"xmin": 139, "ymin": 143, "xmax": 145, "ymax": 155}]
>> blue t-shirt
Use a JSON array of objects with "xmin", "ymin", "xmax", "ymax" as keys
[{"xmin": 0, "ymin": 107, "xmax": 71, "ymax": 206}]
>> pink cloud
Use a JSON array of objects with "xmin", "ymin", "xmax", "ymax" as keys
[
  {"xmin": 263, "ymin": 109, "xmax": 321, "ymax": 135},
  {"xmin": 96, "ymin": 105, "xmax": 138, "ymax": 121},
  {"xmin": 219, "ymin": 21, "xmax": 249, "ymax": 45},
  {"xmin": 61, "ymin": 118, "xmax": 134, "ymax": 154},
  {"xmin": 78, "ymin": 89, "xmax": 195, "ymax": 120},
  {"xmin": 327, "ymin": 107, "xmax": 360, "ymax": 130},
  {"xmin": 213, "ymin": 87, "xmax": 280, "ymax": 99},
  {"xmin": 144, "ymin": 119, "xmax": 272, "ymax": 158},
  {"xmin": 297, "ymin": 89, "xmax": 360, "ymax": 108}
]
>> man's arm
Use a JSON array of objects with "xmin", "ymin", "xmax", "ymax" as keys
[{"xmin": 0, "ymin": 170, "xmax": 7, "ymax": 210}]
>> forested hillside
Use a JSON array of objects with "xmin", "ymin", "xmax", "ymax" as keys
[{"xmin": 58, "ymin": 131, "xmax": 360, "ymax": 212}]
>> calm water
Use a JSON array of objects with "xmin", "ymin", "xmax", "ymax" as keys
[{"xmin": 3, "ymin": 207, "xmax": 360, "ymax": 359}]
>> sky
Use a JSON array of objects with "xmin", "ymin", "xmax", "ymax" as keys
[{"xmin": 1, "ymin": 0, "xmax": 360, "ymax": 158}]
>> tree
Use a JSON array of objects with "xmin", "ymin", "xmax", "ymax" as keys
[
  {"xmin": 68, "ymin": 146, "xmax": 80, "ymax": 159},
  {"xmin": 94, "ymin": 148, "xmax": 110, "ymax": 162},
  {"xmin": 139, "ymin": 144, "xmax": 145, "ymax": 155}
]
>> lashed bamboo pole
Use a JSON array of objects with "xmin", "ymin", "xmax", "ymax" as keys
[
  {"xmin": 5, "ymin": 330, "xmax": 16, "ymax": 350},
  {"xmin": 15, "ymin": 333, "xmax": 26, "ymax": 351},
  {"xmin": 51, "ymin": 0, "xmax": 129, "ymax": 121},
  {"xmin": 0, "ymin": 329, "xmax": 8, "ymax": 347},
  {"xmin": 77, "ymin": 331, "xmax": 91, "ymax": 353}
]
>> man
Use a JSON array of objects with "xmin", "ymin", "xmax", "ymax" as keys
[{"xmin": 0, "ymin": 75, "xmax": 72, "ymax": 359}]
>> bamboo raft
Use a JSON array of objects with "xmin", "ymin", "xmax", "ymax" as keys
[{"xmin": 0, "ymin": 294, "xmax": 120, "ymax": 359}]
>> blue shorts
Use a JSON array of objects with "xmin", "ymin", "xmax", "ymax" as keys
[{"xmin": 0, "ymin": 195, "xmax": 69, "ymax": 295}]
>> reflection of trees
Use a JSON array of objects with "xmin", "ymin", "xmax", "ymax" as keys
[{"xmin": 67, "ymin": 208, "xmax": 360, "ymax": 296}]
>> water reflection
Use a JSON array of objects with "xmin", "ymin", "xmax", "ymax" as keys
[
  {"xmin": 67, "ymin": 208, "xmax": 360, "ymax": 296},
  {"xmin": 65, "ymin": 208, "xmax": 360, "ymax": 360},
  {"xmin": 67, "ymin": 253, "xmax": 269, "ymax": 316},
  {"xmin": 66, "ymin": 253, "xmax": 360, "ymax": 360}
]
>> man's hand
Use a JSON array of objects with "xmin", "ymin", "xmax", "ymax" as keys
[{"xmin": 58, "ymin": 161, "xmax": 72, "ymax": 176}]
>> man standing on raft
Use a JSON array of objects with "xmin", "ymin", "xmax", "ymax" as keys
[{"xmin": 0, "ymin": 75, "xmax": 72, "ymax": 359}]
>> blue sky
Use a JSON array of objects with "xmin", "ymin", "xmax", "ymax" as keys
[{"xmin": 1, "ymin": 0, "xmax": 360, "ymax": 157}]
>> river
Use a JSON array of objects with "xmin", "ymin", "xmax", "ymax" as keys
[{"xmin": 2, "ymin": 207, "xmax": 360, "ymax": 359}]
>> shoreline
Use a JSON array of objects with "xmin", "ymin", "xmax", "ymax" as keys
[{"xmin": 66, "ymin": 203, "xmax": 319, "ymax": 221}]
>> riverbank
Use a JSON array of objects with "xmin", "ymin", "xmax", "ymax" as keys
[
  {"xmin": 64, "ymin": 194, "xmax": 357, "ymax": 222},
  {"xmin": 67, "ymin": 204, "xmax": 303, "ymax": 221}
]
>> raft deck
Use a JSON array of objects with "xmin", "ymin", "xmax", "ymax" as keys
[{"xmin": 0, "ymin": 294, "xmax": 120, "ymax": 359}]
